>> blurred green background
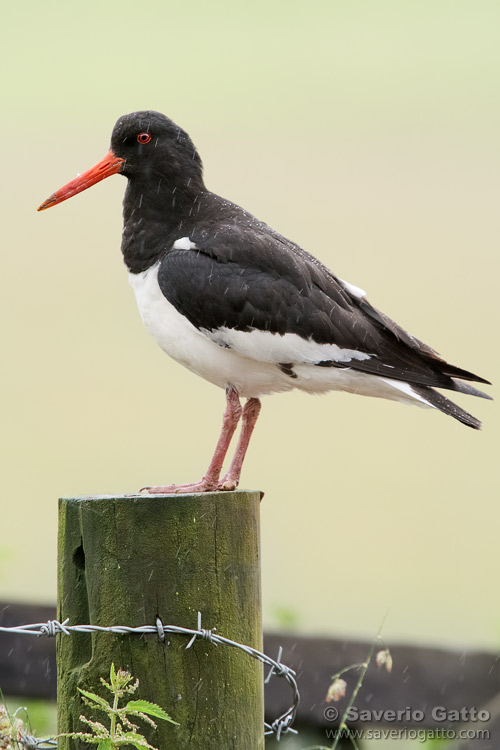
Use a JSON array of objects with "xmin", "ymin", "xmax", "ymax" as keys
[{"xmin": 1, "ymin": 0, "xmax": 498, "ymax": 666}]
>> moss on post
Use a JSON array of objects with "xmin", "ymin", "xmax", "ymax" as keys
[{"xmin": 57, "ymin": 491, "xmax": 264, "ymax": 749}]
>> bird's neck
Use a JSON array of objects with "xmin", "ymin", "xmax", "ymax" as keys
[{"xmin": 121, "ymin": 174, "xmax": 205, "ymax": 273}]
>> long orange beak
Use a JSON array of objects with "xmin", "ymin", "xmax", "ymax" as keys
[{"xmin": 37, "ymin": 150, "xmax": 125, "ymax": 211}]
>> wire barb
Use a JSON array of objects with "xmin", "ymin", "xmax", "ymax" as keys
[
  {"xmin": 185, "ymin": 612, "xmax": 217, "ymax": 649},
  {"xmin": 39, "ymin": 619, "xmax": 70, "ymax": 637}
]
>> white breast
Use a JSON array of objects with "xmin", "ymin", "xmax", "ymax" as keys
[{"xmin": 128, "ymin": 263, "xmax": 295, "ymax": 398}]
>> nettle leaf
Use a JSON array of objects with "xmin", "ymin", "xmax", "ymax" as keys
[
  {"xmin": 125, "ymin": 701, "xmax": 179, "ymax": 725},
  {"xmin": 110, "ymin": 663, "xmax": 117, "ymax": 690},
  {"xmin": 78, "ymin": 688, "xmax": 110, "ymax": 710},
  {"xmin": 97, "ymin": 740, "xmax": 113, "ymax": 750}
]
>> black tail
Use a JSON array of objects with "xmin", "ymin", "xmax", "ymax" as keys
[
  {"xmin": 449, "ymin": 378, "xmax": 493, "ymax": 401},
  {"xmin": 411, "ymin": 385, "xmax": 484, "ymax": 430}
]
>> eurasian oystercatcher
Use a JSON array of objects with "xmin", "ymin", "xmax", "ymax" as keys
[{"xmin": 38, "ymin": 110, "xmax": 491, "ymax": 493}]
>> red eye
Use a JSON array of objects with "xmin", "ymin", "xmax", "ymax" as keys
[{"xmin": 137, "ymin": 132, "xmax": 152, "ymax": 144}]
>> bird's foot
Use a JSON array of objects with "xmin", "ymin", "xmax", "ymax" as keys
[
  {"xmin": 142, "ymin": 477, "xmax": 222, "ymax": 495},
  {"xmin": 216, "ymin": 475, "xmax": 238, "ymax": 491}
]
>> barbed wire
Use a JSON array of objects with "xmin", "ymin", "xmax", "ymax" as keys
[
  {"xmin": 0, "ymin": 612, "xmax": 299, "ymax": 743},
  {"xmin": 15, "ymin": 734, "xmax": 57, "ymax": 750}
]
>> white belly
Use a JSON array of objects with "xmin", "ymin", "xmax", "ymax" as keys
[
  {"xmin": 129, "ymin": 263, "xmax": 295, "ymax": 398},
  {"xmin": 128, "ymin": 263, "xmax": 432, "ymax": 408}
]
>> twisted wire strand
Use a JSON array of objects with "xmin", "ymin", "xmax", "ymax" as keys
[
  {"xmin": 0, "ymin": 613, "xmax": 299, "ymax": 743},
  {"xmin": 18, "ymin": 733, "xmax": 58, "ymax": 750}
]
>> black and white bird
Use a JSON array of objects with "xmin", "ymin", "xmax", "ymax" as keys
[{"xmin": 38, "ymin": 110, "xmax": 491, "ymax": 493}]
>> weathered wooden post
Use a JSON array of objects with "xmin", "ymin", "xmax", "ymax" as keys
[{"xmin": 57, "ymin": 491, "xmax": 264, "ymax": 749}]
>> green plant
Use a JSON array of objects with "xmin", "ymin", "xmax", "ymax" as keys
[{"xmin": 63, "ymin": 664, "xmax": 178, "ymax": 750}]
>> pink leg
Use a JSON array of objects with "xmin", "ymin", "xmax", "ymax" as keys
[
  {"xmin": 145, "ymin": 387, "xmax": 242, "ymax": 494},
  {"xmin": 218, "ymin": 397, "xmax": 261, "ymax": 490}
]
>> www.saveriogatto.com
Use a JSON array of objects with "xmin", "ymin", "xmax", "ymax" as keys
[{"xmin": 323, "ymin": 704, "xmax": 491, "ymax": 743}]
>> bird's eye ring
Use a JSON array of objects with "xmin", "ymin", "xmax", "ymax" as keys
[{"xmin": 137, "ymin": 132, "xmax": 152, "ymax": 144}]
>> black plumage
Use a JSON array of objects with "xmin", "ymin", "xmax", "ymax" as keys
[
  {"xmin": 38, "ymin": 110, "xmax": 492, "ymax": 492},
  {"xmin": 157, "ymin": 212, "xmax": 489, "ymax": 392},
  {"xmin": 111, "ymin": 112, "xmax": 492, "ymax": 430}
]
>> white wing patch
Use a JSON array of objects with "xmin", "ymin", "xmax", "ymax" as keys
[
  {"xmin": 202, "ymin": 327, "xmax": 372, "ymax": 364},
  {"xmin": 172, "ymin": 236, "xmax": 198, "ymax": 250},
  {"xmin": 380, "ymin": 378, "xmax": 431, "ymax": 406},
  {"xmin": 339, "ymin": 278, "xmax": 366, "ymax": 299}
]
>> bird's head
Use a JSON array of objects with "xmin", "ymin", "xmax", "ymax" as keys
[{"xmin": 37, "ymin": 110, "xmax": 204, "ymax": 212}]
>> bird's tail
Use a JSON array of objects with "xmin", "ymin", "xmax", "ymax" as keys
[{"xmin": 410, "ymin": 383, "xmax": 492, "ymax": 430}]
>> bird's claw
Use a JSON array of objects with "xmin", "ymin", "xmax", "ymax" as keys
[
  {"xmin": 140, "ymin": 479, "xmax": 219, "ymax": 495},
  {"xmin": 139, "ymin": 476, "xmax": 238, "ymax": 494},
  {"xmin": 217, "ymin": 477, "xmax": 238, "ymax": 491}
]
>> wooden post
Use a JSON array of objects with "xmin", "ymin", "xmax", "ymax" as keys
[{"xmin": 57, "ymin": 491, "xmax": 264, "ymax": 749}]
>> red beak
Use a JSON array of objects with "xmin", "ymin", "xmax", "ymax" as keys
[{"xmin": 37, "ymin": 150, "xmax": 125, "ymax": 211}]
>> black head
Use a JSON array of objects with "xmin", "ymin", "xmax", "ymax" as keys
[
  {"xmin": 111, "ymin": 110, "xmax": 204, "ymax": 189},
  {"xmin": 38, "ymin": 110, "xmax": 205, "ymax": 212}
]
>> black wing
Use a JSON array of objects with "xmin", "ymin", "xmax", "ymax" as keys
[{"xmin": 157, "ymin": 222, "xmax": 490, "ymax": 393}]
